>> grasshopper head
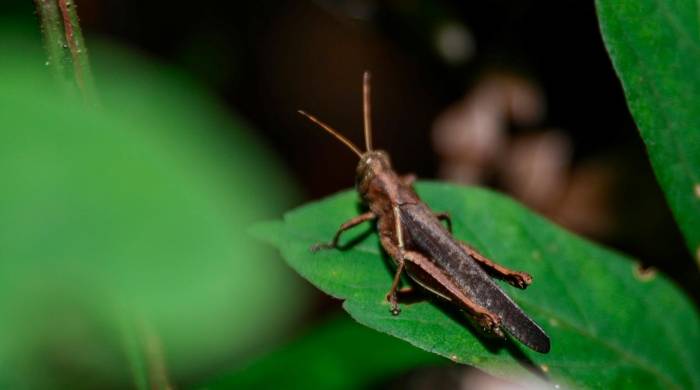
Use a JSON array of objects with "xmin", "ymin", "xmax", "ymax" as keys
[{"xmin": 356, "ymin": 150, "xmax": 392, "ymax": 202}]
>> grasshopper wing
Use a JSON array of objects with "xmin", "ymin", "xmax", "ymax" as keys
[{"xmin": 400, "ymin": 203, "xmax": 550, "ymax": 353}]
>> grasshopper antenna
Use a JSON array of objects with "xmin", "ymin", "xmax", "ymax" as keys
[
  {"xmin": 363, "ymin": 71, "xmax": 373, "ymax": 151},
  {"xmin": 298, "ymin": 110, "xmax": 363, "ymax": 158}
]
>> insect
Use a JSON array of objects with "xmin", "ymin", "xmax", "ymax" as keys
[{"xmin": 298, "ymin": 72, "xmax": 550, "ymax": 353}]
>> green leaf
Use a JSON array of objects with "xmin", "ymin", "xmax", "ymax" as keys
[
  {"xmin": 596, "ymin": 0, "xmax": 700, "ymax": 266},
  {"xmin": 0, "ymin": 27, "xmax": 304, "ymax": 388},
  {"xmin": 203, "ymin": 315, "xmax": 445, "ymax": 389},
  {"xmin": 252, "ymin": 182, "xmax": 700, "ymax": 389}
]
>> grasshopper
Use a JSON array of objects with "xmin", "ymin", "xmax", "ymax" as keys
[{"xmin": 299, "ymin": 72, "xmax": 550, "ymax": 353}]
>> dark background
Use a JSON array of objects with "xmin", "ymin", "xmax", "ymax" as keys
[{"xmin": 6, "ymin": 0, "xmax": 698, "ymax": 303}]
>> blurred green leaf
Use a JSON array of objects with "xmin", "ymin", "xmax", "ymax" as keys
[
  {"xmin": 0, "ymin": 28, "xmax": 303, "ymax": 387},
  {"xmin": 253, "ymin": 183, "xmax": 700, "ymax": 389},
  {"xmin": 596, "ymin": 0, "xmax": 700, "ymax": 266},
  {"xmin": 203, "ymin": 315, "xmax": 444, "ymax": 389}
]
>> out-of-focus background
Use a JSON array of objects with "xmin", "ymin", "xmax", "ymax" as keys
[{"xmin": 1, "ymin": 1, "xmax": 698, "ymax": 388}]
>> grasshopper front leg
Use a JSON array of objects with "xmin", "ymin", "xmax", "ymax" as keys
[{"xmin": 311, "ymin": 211, "xmax": 376, "ymax": 252}]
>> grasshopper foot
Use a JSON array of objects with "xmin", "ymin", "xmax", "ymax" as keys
[
  {"xmin": 386, "ymin": 292, "xmax": 401, "ymax": 315},
  {"xmin": 475, "ymin": 311, "xmax": 503, "ymax": 337},
  {"xmin": 509, "ymin": 271, "xmax": 533, "ymax": 289}
]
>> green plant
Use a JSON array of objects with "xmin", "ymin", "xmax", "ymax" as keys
[
  {"xmin": 246, "ymin": 183, "xmax": 699, "ymax": 388},
  {"xmin": 11, "ymin": 1, "xmax": 700, "ymax": 388},
  {"xmin": 0, "ymin": 13, "xmax": 303, "ymax": 389},
  {"xmin": 596, "ymin": 0, "xmax": 700, "ymax": 267}
]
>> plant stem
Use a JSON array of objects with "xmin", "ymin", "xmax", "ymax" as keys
[
  {"xmin": 34, "ymin": 0, "xmax": 98, "ymax": 105},
  {"xmin": 121, "ymin": 314, "xmax": 173, "ymax": 390}
]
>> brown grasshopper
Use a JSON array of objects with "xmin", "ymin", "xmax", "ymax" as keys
[{"xmin": 299, "ymin": 72, "xmax": 550, "ymax": 353}]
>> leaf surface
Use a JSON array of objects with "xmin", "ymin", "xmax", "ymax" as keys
[
  {"xmin": 0, "ymin": 28, "xmax": 303, "ymax": 387},
  {"xmin": 596, "ymin": 0, "xmax": 700, "ymax": 265},
  {"xmin": 253, "ymin": 183, "xmax": 700, "ymax": 389}
]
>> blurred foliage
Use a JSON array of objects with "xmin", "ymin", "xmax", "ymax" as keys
[
  {"xmin": 252, "ymin": 182, "xmax": 700, "ymax": 389},
  {"xmin": 203, "ymin": 315, "xmax": 444, "ymax": 389},
  {"xmin": 596, "ymin": 0, "xmax": 700, "ymax": 266},
  {"xmin": 3, "ymin": 0, "xmax": 700, "ymax": 386},
  {"xmin": 0, "ymin": 20, "xmax": 304, "ymax": 388}
]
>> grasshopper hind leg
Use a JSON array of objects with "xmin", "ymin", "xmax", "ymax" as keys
[
  {"xmin": 459, "ymin": 242, "xmax": 532, "ymax": 289},
  {"xmin": 379, "ymin": 236, "xmax": 503, "ymax": 336}
]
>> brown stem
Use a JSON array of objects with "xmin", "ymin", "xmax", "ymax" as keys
[{"xmin": 34, "ymin": 0, "xmax": 98, "ymax": 105}]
